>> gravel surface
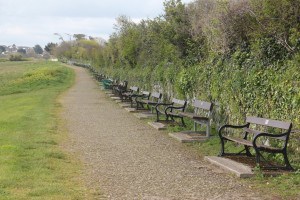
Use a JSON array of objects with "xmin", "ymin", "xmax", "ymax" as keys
[{"xmin": 60, "ymin": 66, "xmax": 270, "ymax": 200}]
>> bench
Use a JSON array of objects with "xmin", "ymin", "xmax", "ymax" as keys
[
  {"xmin": 155, "ymin": 98, "xmax": 187, "ymax": 126},
  {"xmin": 113, "ymin": 81, "xmax": 128, "ymax": 96},
  {"xmin": 136, "ymin": 92, "xmax": 162, "ymax": 113},
  {"xmin": 218, "ymin": 116, "xmax": 293, "ymax": 170},
  {"xmin": 131, "ymin": 90, "xmax": 151, "ymax": 108},
  {"xmin": 102, "ymin": 79, "xmax": 114, "ymax": 89},
  {"xmin": 120, "ymin": 86, "xmax": 139, "ymax": 104},
  {"xmin": 95, "ymin": 73, "xmax": 105, "ymax": 82},
  {"xmin": 178, "ymin": 100, "xmax": 213, "ymax": 137}
]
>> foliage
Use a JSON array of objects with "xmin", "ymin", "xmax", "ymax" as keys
[
  {"xmin": 9, "ymin": 54, "xmax": 25, "ymax": 61},
  {"xmin": 73, "ymin": 33, "xmax": 86, "ymax": 41},
  {"xmin": 33, "ymin": 44, "xmax": 44, "ymax": 54},
  {"xmin": 44, "ymin": 42, "xmax": 57, "ymax": 54},
  {"xmin": 17, "ymin": 48, "xmax": 26, "ymax": 54},
  {"xmin": 0, "ymin": 45, "xmax": 5, "ymax": 53}
]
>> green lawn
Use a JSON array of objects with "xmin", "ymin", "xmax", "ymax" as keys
[{"xmin": 0, "ymin": 61, "xmax": 87, "ymax": 199}]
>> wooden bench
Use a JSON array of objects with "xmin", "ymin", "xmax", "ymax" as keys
[
  {"xmin": 136, "ymin": 92, "xmax": 162, "ymax": 112},
  {"xmin": 155, "ymin": 98, "xmax": 187, "ymax": 126},
  {"xmin": 120, "ymin": 86, "xmax": 139, "ymax": 104},
  {"xmin": 113, "ymin": 81, "xmax": 128, "ymax": 96},
  {"xmin": 95, "ymin": 73, "xmax": 105, "ymax": 82},
  {"xmin": 218, "ymin": 116, "xmax": 294, "ymax": 170},
  {"xmin": 102, "ymin": 79, "xmax": 114, "ymax": 89},
  {"xmin": 178, "ymin": 100, "xmax": 213, "ymax": 137},
  {"xmin": 131, "ymin": 91, "xmax": 151, "ymax": 108}
]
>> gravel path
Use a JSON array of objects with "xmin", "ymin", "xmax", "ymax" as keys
[{"xmin": 60, "ymin": 66, "xmax": 270, "ymax": 200}]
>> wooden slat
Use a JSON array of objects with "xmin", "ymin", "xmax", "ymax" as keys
[
  {"xmin": 243, "ymin": 127, "xmax": 261, "ymax": 137},
  {"xmin": 246, "ymin": 116, "xmax": 291, "ymax": 130},
  {"xmin": 223, "ymin": 136, "xmax": 282, "ymax": 151},
  {"xmin": 178, "ymin": 112, "xmax": 194, "ymax": 119},
  {"xmin": 193, "ymin": 100, "xmax": 212, "ymax": 111},
  {"xmin": 130, "ymin": 86, "xmax": 139, "ymax": 92},
  {"xmin": 178, "ymin": 111, "xmax": 209, "ymax": 122},
  {"xmin": 142, "ymin": 91, "xmax": 150, "ymax": 95},
  {"xmin": 223, "ymin": 136, "xmax": 253, "ymax": 146},
  {"xmin": 172, "ymin": 98, "xmax": 186, "ymax": 106},
  {"xmin": 151, "ymin": 92, "xmax": 162, "ymax": 99},
  {"xmin": 166, "ymin": 111, "xmax": 181, "ymax": 117},
  {"xmin": 140, "ymin": 99, "xmax": 157, "ymax": 105}
]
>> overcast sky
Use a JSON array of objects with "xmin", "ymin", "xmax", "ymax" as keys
[{"xmin": 0, "ymin": 0, "xmax": 193, "ymax": 48}]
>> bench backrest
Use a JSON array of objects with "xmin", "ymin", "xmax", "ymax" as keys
[
  {"xmin": 141, "ymin": 91, "xmax": 150, "ymax": 99},
  {"xmin": 121, "ymin": 81, "xmax": 128, "ymax": 87},
  {"xmin": 193, "ymin": 99, "xmax": 213, "ymax": 118},
  {"xmin": 246, "ymin": 117, "xmax": 292, "ymax": 130},
  {"xmin": 171, "ymin": 98, "xmax": 187, "ymax": 111},
  {"xmin": 116, "ymin": 80, "xmax": 127, "ymax": 88},
  {"xmin": 130, "ymin": 86, "xmax": 139, "ymax": 93},
  {"xmin": 142, "ymin": 91, "xmax": 150, "ymax": 96},
  {"xmin": 150, "ymin": 92, "xmax": 162, "ymax": 102},
  {"xmin": 246, "ymin": 117, "xmax": 292, "ymax": 142},
  {"xmin": 193, "ymin": 100, "xmax": 213, "ymax": 111}
]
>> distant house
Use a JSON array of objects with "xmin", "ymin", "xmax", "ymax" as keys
[{"xmin": 7, "ymin": 44, "xmax": 18, "ymax": 53}]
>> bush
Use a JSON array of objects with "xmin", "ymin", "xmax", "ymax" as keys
[{"xmin": 9, "ymin": 54, "xmax": 24, "ymax": 61}]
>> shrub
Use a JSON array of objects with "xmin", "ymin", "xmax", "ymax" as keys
[{"xmin": 9, "ymin": 54, "xmax": 24, "ymax": 61}]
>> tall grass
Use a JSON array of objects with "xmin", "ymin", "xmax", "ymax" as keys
[{"xmin": 0, "ymin": 61, "xmax": 87, "ymax": 199}]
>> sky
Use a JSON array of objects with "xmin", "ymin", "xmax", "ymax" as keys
[{"xmin": 0, "ymin": 0, "xmax": 193, "ymax": 48}]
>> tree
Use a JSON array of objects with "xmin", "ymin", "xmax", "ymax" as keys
[
  {"xmin": 163, "ymin": 0, "xmax": 194, "ymax": 58},
  {"xmin": 73, "ymin": 34, "xmax": 86, "ymax": 41},
  {"xmin": 44, "ymin": 42, "xmax": 57, "ymax": 54},
  {"xmin": 9, "ymin": 54, "xmax": 23, "ymax": 61},
  {"xmin": 33, "ymin": 44, "xmax": 43, "ymax": 54},
  {"xmin": 17, "ymin": 48, "xmax": 26, "ymax": 54},
  {"xmin": 250, "ymin": 0, "xmax": 300, "ymax": 53},
  {"xmin": 0, "ymin": 45, "xmax": 6, "ymax": 53}
]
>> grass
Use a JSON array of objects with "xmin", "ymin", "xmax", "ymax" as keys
[{"xmin": 0, "ymin": 61, "xmax": 89, "ymax": 199}]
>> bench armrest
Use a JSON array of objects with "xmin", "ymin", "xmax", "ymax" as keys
[
  {"xmin": 155, "ymin": 102, "xmax": 174, "ymax": 114},
  {"xmin": 155, "ymin": 102, "xmax": 173, "ymax": 107},
  {"xmin": 135, "ymin": 94, "xmax": 149, "ymax": 100},
  {"xmin": 218, "ymin": 123, "xmax": 250, "ymax": 138},
  {"xmin": 253, "ymin": 132, "xmax": 289, "ymax": 148},
  {"xmin": 165, "ymin": 105, "xmax": 185, "ymax": 113}
]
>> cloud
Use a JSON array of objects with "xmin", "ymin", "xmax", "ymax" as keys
[
  {"xmin": 0, "ymin": 0, "xmax": 194, "ymax": 47},
  {"xmin": 1, "ymin": 0, "xmax": 166, "ymax": 18}
]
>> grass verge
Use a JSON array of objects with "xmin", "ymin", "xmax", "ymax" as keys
[{"xmin": 0, "ymin": 61, "xmax": 87, "ymax": 199}]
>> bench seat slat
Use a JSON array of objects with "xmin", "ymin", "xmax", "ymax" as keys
[
  {"xmin": 223, "ymin": 136, "xmax": 253, "ymax": 146},
  {"xmin": 178, "ymin": 112, "xmax": 194, "ymax": 118},
  {"xmin": 166, "ymin": 111, "xmax": 181, "ymax": 117},
  {"xmin": 243, "ymin": 127, "xmax": 261, "ymax": 137},
  {"xmin": 223, "ymin": 136, "xmax": 281, "ymax": 151},
  {"xmin": 140, "ymin": 99, "xmax": 157, "ymax": 105},
  {"xmin": 178, "ymin": 112, "xmax": 209, "ymax": 121}
]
